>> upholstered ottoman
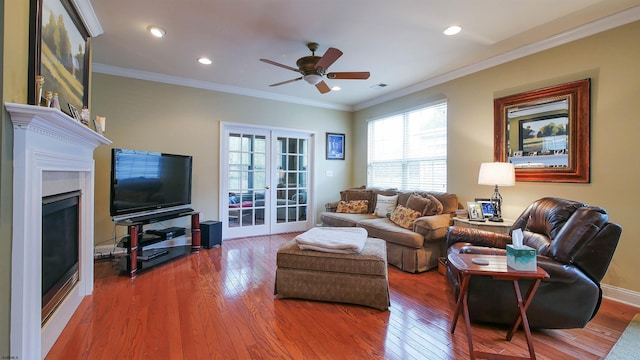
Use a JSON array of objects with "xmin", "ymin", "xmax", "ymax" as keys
[{"xmin": 274, "ymin": 237, "xmax": 390, "ymax": 310}]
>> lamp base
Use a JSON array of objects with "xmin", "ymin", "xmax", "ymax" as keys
[{"xmin": 488, "ymin": 216, "xmax": 504, "ymax": 222}]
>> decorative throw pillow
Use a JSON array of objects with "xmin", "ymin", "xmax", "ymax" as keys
[
  {"xmin": 374, "ymin": 194, "xmax": 399, "ymax": 218},
  {"xmin": 389, "ymin": 204, "xmax": 421, "ymax": 230},
  {"xmin": 422, "ymin": 194, "xmax": 444, "ymax": 216},
  {"xmin": 340, "ymin": 189, "xmax": 375, "ymax": 213},
  {"xmin": 336, "ymin": 200, "xmax": 369, "ymax": 214},
  {"xmin": 406, "ymin": 193, "xmax": 444, "ymax": 216}
]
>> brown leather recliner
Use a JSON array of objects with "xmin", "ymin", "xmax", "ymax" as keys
[{"xmin": 446, "ymin": 197, "xmax": 621, "ymax": 329}]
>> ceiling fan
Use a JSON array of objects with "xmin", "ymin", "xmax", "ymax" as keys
[{"xmin": 260, "ymin": 42, "xmax": 371, "ymax": 94}]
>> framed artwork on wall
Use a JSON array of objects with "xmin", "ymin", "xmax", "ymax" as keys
[
  {"xmin": 326, "ymin": 133, "xmax": 345, "ymax": 160},
  {"xmin": 28, "ymin": 0, "xmax": 91, "ymax": 113}
]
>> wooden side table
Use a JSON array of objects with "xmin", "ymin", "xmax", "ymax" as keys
[
  {"xmin": 448, "ymin": 253, "xmax": 549, "ymax": 360},
  {"xmin": 453, "ymin": 217, "xmax": 514, "ymax": 235}
]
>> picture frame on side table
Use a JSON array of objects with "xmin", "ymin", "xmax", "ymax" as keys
[
  {"xmin": 326, "ymin": 132, "xmax": 345, "ymax": 160},
  {"xmin": 28, "ymin": 0, "xmax": 91, "ymax": 112},
  {"xmin": 467, "ymin": 202, "xmax": 485, "ymax": 221},
  {"xmin": 475, "ymin": 198, "xmax": 496, "ymax": 219}
]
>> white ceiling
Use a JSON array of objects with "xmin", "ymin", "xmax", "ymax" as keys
[{"xmin": 88, "ymin": 0, "xmax": 640, "ymax": 111}]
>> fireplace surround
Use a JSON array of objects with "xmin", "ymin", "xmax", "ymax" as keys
[{"xmin": 6, "ymin": 103, "xmax": 110, "ymax": 359}]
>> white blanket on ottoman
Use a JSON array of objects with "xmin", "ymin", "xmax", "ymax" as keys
[{"xmin": 295, "ymin": 227, "xmax": 368, "ymax": 254}]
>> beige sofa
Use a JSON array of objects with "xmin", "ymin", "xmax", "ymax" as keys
[{"xmin": 320, "ymin": 187, "xmax": 458, "ymax": 273}]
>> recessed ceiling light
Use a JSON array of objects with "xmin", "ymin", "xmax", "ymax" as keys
[
  {"xmin": 443, "ymin": 25, "xmax": 462, "ymax": 36},
  {"xmin": 331, "ymin": 86, "xmax": 341, "ymax": 91},
  {"xmin": 197, "ymin": 57, "xmax": 212, "ymax": 65},
  {"xmin": 147, "ymin": 25, "xmax": 166, "ymax": 38}
]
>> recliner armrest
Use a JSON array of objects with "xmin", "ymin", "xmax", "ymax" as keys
[{"xmin": 446, "ymin": 226, "xmax": 511, "ymax": 249}]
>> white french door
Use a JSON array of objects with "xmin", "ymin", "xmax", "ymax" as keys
[{"xmin": 221, "ymin": 124, "xmax": 313, "ymax": 239}]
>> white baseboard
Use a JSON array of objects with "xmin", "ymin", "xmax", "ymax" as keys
[{"xmin": 602, "ymin": 283, "xmax": 640, "ymax": 308}]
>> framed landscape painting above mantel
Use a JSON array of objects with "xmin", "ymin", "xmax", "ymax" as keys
[{"xmin": 28, "ymin": 0, "xmax": 90, "ymax": 114}]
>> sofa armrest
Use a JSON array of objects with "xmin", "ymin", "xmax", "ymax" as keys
[
  {"xmin": 413, "ymin": 214, "xmax": 452, "ymax": 235},
  {"xmin": 325, "ymin": 201, "xmax": 339, "ymax": 212},
  {"xmin": 446, "ymin": 226, "xmax": 512, "ymax": 249}
]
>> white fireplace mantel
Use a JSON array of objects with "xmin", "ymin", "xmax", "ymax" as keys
[{"xmin": 5, "ymin": 102, "xmax": 111, "ymax": 359}]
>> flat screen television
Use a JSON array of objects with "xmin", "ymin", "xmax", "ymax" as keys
[{"xmin": 110, "ymin": 148, "xmax": 193, "ymax": 219}]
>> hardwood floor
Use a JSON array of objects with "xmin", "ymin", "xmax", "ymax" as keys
[{"xmin": 47, "ymin": 233, "xmax": 638, "ymax": 359}]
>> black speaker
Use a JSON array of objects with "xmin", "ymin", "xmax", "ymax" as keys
[{"xmin": 200, "ymin": 221, "xmax": 222, "ymax": 249}]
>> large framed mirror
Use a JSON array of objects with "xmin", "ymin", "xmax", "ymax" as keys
[{"xmin": 494, "ymin": 79, "xmax": 590, "ymax": 183}]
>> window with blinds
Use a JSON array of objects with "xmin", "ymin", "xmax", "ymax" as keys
[{"xmin": 367, "ymin": 101, "xmax": 447, "ymax": 191}]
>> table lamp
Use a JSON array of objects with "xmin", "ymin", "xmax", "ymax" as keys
[{"xmin": 478, "ymin": 162, "xmax": 515, "ymax": 222}]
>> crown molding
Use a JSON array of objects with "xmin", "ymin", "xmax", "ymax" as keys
[
  {"xmin": 92, "ymin": 64, "xmax": 352, "ymax": 112},
  {"xmin": 72, "ymin": 0, "xmax": 103, "ymax": 37},
  {"xmin": 353, "ymin": 5, "xmax": 640, "ymax": 111}
]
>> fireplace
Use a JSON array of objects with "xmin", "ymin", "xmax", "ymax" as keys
[
  {"xmin": 42, "ymin": 190, "xmax": 81, "ymax": 325},
  {"xmin": 6, "ymin": 102, "xmax": 110, "ymax": 359}
]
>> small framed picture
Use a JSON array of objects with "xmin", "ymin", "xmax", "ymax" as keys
[
  {"xmin": 467, "ymin": 202, "xmax": 485, "ymax": 221},
  {"xmin": 67, "ymin": 104, "xmax": 80, "ymax": 122},
  {"xmin": 326, "ymin": 132, "xmax": 345, "ymax": 160},
  {"xmin": 475, "ymin": 198, "xmax": 495, "ymax": 218}
]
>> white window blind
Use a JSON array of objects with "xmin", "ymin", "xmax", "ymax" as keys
[{"xmin": 367, "ymin": 102, "xmax": 447, "ymax": 191}]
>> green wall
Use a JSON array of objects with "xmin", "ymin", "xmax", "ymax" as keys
[
  {"xmin": 90, "ymin": 74, "xmax": 354, "ymax": 245},
  {"xmin": 354, "ymin": 20, "xmax": 640, "ymax": 293}
]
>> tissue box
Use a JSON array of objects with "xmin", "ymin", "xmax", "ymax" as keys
[{"xmin": 506, "ymin": 244, "xmax": 537, "ymax": 271}]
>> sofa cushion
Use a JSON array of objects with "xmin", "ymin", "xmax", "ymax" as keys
[
  {"xmin": 389, "ymin": 205, "xmax": 421, "ymax": 229},
  {"xmin": 406, "ymin": 193, "xmax": 443, "ymax": 216},
  {"xmin": 340, "ymin": 189, "xmax": 376, "ymax": 213},
  {"xmin": 357, "ymin": 218, "xmax": 424, "ymax": 248},
  {"xmin": 320, "ymin": 212, "xmax": 377, "ymax": 227},
  {"xmin": 373, "ymin": 194, "xmax": 398, "ymax": 218},
  {"xmin": 337, "ymin": 200, "xmax": 369, "ymax": 214}
]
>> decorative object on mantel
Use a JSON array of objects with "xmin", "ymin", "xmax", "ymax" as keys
[
  {"xmin": 35, "ymin": 75, "xmax": 44, "ymax": 106},
  {"xmin": 50, "ymin": 92, "xmax": 60, "ymax": 110},
  {"xmin": 477, "ymin": 162, "xmax": 515, "ymax": 222},
  {"xmin": 80, "ymin": 106, "xmax": 90, "ymax": 127},
  {"xmin": 44, "ymin": 90, "xmax": 53, "ymax": 108},
  {"xmin": 494, "ymin": 79, "xmax": 590, "ymax": 183},
  {"xmin": 94, "ymin": 116, "xmax": 106, "ymax": 134},
  {"xmin": 67, "ymin": 104, "xmax": 80, "ymax": 122}
]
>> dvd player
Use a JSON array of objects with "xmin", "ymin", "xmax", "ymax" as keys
[{"xmin": 145, "ymin": 226, "xmax": 186, "ymax": 239}]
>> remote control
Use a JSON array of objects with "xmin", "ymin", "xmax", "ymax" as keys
[{"xmin": 471, "ymin": 258, "xmax": 490, "ymax": 265}]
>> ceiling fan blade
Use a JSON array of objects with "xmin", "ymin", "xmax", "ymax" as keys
[
  {"xmin": 314, "ymin": 47, "xmax": 343, "ymax": 71},
  {"xmin": 260, "ymin": 59, "xmax": 301, "ymax": 73},
  {"xmin": 315, "ymin": 81, "xmax": 331, "ymax": 94},
  {"xmin": 269, "ymin": 77, "xmax": 303, "ymax": 87},
  {"xmin": 326, "ymin": 72, "xmax": 371, "ymax": 80}
]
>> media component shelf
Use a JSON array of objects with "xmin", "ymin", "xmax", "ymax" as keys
[{"xmin": 115, "ymin": 209, "xmax": 201, "ymax": 278}]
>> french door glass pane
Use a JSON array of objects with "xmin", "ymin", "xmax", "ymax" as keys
[
  {"xmin": 228, "ymin": 133, "xmax": 267, "ymax": 228},
  {"xmin": 276, "ymin": 136, "xmax": 307, "ymax": 223}
]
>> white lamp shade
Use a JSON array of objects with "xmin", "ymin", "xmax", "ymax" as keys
[{"xmin": 478, "ymin": 162, "xmax": 515, "ymax": 186}]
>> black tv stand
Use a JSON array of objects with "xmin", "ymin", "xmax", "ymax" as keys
[{"xmin": 114, "ymin": 210, "xmax": 201, "ymax": 278}]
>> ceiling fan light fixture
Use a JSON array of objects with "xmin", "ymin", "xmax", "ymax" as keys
[{"xmin": 303, "ymin": 73, "xmax": 323, "ymax": 85}]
